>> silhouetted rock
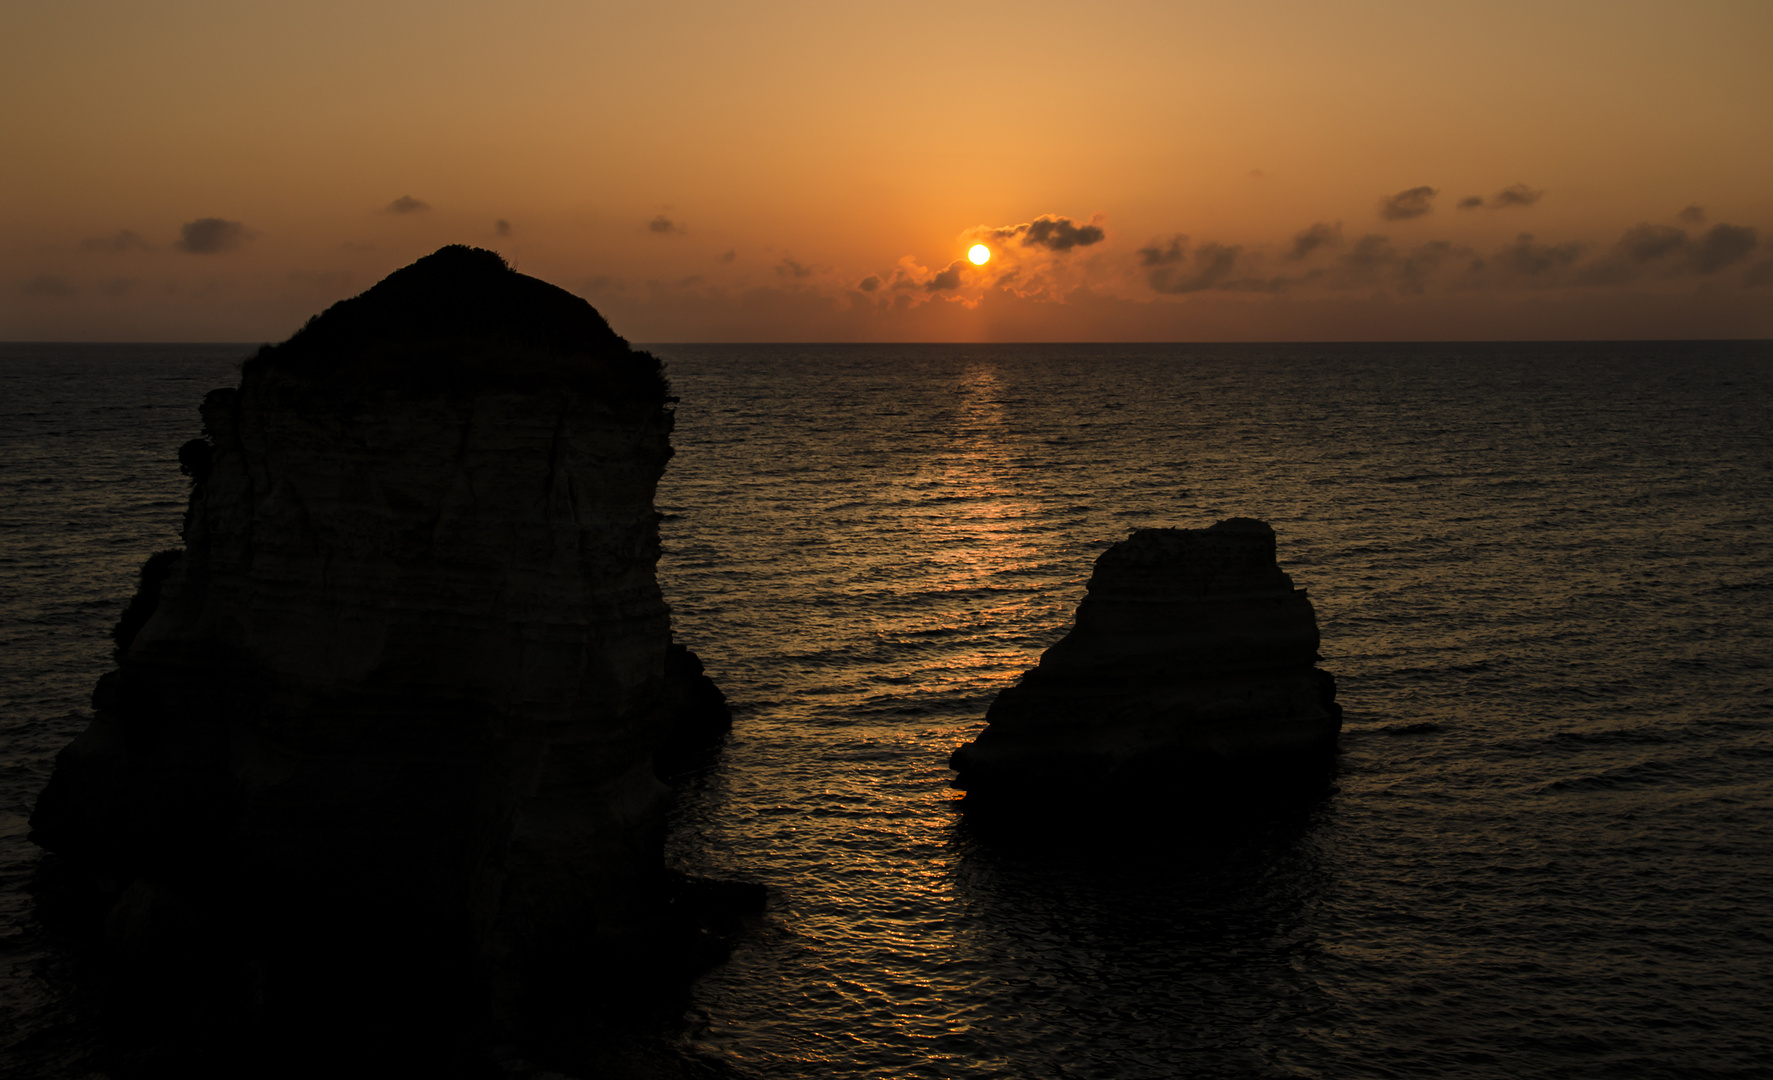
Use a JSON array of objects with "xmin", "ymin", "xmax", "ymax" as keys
[
  {"xmin": 29, "ymin": 246, "xmax": 752, "ymax": 1071},
  {"xmin": 657, "ymin": 642, "xmax": 733, "ymax": 778},
  {"xmin": 950, "ymin": 519, "xmax": 1341, "ymax": 802}
]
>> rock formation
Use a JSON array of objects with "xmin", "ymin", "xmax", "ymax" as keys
[
  {"xmin": 28, "ymin": 246, "xmax": 748, "ymax": 1067},
  {"xmin": 950, "ymin": 519, "xmax": 1341, "ymax": 800}
]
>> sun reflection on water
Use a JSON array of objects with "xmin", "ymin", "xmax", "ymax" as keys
[{"xmin": 654, "ymin": 342, "xmax": 1773, "ymax": 1080}]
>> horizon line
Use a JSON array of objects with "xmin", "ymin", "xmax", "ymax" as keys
[{"xmin": 4, "ymin": 338, "xmax": 1770, "ymax": 348}]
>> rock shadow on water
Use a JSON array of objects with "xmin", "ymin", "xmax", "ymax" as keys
[{"xmin": 942, "ymin": 771, "xmax": 1344, "ymax": 1078}]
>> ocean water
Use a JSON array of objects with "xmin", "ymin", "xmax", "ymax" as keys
[{"xmin": 3, "ymin": 341, "xmax": 1771, "ymax": 1078}]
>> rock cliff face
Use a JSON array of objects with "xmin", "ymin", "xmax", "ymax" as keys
[
  {"xmin": 950, "ymin": 519, "xmax": 1341, "ymax": 799},
  {"xmin": 29, "ymin": 246, "xmax": 736, "ymax": 1059}
]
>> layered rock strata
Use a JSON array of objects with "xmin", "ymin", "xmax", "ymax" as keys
[
  {"xmin": 29, "ymin": 246, "xmax": 743, "ymax": 1058},
  {"xmin": 951, "ymin": 519, "xmax": 1341, "ymax": 799}
]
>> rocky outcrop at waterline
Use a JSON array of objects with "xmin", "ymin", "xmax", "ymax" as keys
[
  {"xmin": 27, "ymin": 245, "xmax": 752, "ymax": 1070},
  {"xmin": 950, "ymin": 519, "xmax": 1341, "ymax": 800}
]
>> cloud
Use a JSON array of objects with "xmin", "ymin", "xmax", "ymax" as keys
[
  {"xmin": 1137, "ymin": 236, "xmax": 1187, "ymax": 267},
  {"xmin": 1678, "ymin": 205, "xmax": 1706, "ymax": 225},
  {"xmin": 494, "ymin": 219, "xmax": 512, "ymax": 236},
  {"xmin": 1140, "ymin": 236, "xmax": 1244, "ymax": 293},
  {"xmin": 647, "ymin": 215, "xmax": 684, "ymax": 235},
  {"xmin": 1581, "ymin": 221, "xmax": 1758, "ymax": 283},
  {"xmin": 1492, "ymin": 233, "xmax": 1584, "ymax": 277},
  {"xmin": 1744, "ymin": 259, "xmax": 1773, "ymax": 287},
  {"xmin": 383, "ymin": 195, "xmax": 430, "ymax": 214},
  {"xmin": 79, "ymin": 229, "xmax": 152, "ymax": 253},
  {"xmin": 1489, "ymin": 184, "xmax": 1544, "ymax": 209},
  {"xmin": 1023, "ymin": 214, "xmax": 1106, "ymax": 252},
  {"xmin": 1457, "ymin": 184, "xmax": 1544, "ymax": 211},
  {"xmin": 175, "ymin": 218, "xmax": 249, "ymax": 254},
  {"xmin": 1379, "ymin": 186, "xmax": 1438, "ymax": 220},
  {"xmin": 1375, "ymin": 186, "xmax": 1432, "ymax": 219},
  {"xmin": 986, "ymin": 213, "xmax": 1107, "ymax": 252},
  {"xmin": 716, "ymin": 249, "xmax": 737, "ymax": 263},
  {"xmin": 925, "ymin": 261, "xmax": 966, "ymax": 292},
  {"xmin": 1291, "ymin": 234, "xmax": 1470, "ymax": 293},
  {"xmin": 1578, "ymin": 224, "xmax": 1690, "ymax": 285},
  {"xmin": 21, "ymin": 274, "xmax": 75, "ymax": 297},
  {"xmin": 1399, "ymin": 240, "xmax": 1458, "ymax": 294},
  {"xmin": 857, "ymin": 275, "xmax": 881, "ymax": 292},
  {"xmin": 1690, "ymin": 223, "xmax": 1758, "ymax": 274},
  {"xmin": 1617, "ymin": 224, "xmax": 1689, "ymax": 263},
  {"xmin": 776, "ymin": 258, "xmax": 817, "ymax": 278},
  {"xmin": 1343, "ymin": 234, "xmax": 1396, "ymax": 275},
  {"xmin": 1289, "ymin": 221, "xmax": 1343, "ymax": 260}
]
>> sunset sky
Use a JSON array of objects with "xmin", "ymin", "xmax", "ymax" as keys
[{"xmin": 4, "ymin": 0, "xmax": 1770, "ymax": 342}]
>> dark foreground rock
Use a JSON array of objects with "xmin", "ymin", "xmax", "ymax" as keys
[
  {"xmin": 27, "ymin": 246, "xmax": 757, "ymax": 1074},
  {"xmin": 951, "ymin": 519, "xmax": 1341, "ymax": 804}
]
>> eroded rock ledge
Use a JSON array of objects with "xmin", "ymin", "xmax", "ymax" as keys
[
  {"xmin": 29, "ymin": 246, "xmax": 750, "ymax": 1070},
  {"xmin": 951, "ymin": 519, "xmax": 1341, "ymax": 801}
]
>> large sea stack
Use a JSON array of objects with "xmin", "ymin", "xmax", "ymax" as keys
[
  {"xmin": 29, "ymin": 246, "xmax": 737, "ymax": 1066},
  {"xmin": 951, "ymin": 519, "xmax": 1341, "ymax": 801}
]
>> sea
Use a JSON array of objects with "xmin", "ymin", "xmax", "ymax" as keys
[{"xmin": 2, "ymin": 341, "xmax": 1770, "ymax": 1078}]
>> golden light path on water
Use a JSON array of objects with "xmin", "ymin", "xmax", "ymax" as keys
[
  {"xmin": 650, "ymin": 342, "xmax": 1773, "ymax": 1080},
  {"xmin": 1, "ymin": 343, "xmax": 1767, "ymax": 1079}
]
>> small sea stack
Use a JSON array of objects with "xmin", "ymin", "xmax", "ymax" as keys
[
  {"xmin": 28, "ymin": 246, "xmax": 749, "ymax": 1067},
  {"xmin": 950, "ymin": 519, "xmax": 1341, "ymax": 802}
]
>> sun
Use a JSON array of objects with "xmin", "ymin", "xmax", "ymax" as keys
[{"xmin": 968, "ymin": 244, "xmax": 991, "ymax": 265}]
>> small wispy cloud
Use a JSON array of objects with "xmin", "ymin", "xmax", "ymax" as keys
[
  {"xmin": 1691, "ymin": 223, "xmax": 1758, "ymax": 274},
  {"xmin": 1491, "ymin": 233, "xmax": 1584, "ymax": 278},
  {"xmin": 648, "ymin": 215, "xmax": 685, "ymax": 235},
  {"xmin": 1490, "ymin": 184, "xmax": 1543, "ymax": 209},
  {"xmin": 925, "ymin": 261, "xmax": 966, "ymax": 292},
  {"xmin": 383, "ymin": 195, "xmax": 431, "ymax": 214},
  {"xmin": 175, "ymin": 218, "xmax": 249, "ymax": 254},
  {"xmin": 1457, "ymin": 184, "xmax": 1545, "ymax": 211},
  {"xmin": 1617, "ymin": 224, "xmax": 1688, "ymax": 263},
  {"xmin": 1289, "ymin": 221, "xmax": 1342, "ymax": 260},
  {"xmin": 1138, "ymin": 236, "xmax": 1246, "ymax": 293},
  {"xmin": 1581, "ymin": 221, "xmax": 1761, "ymax": 284},
  {"xmin": 1379, "ymin": 186, "xmax": 1438, "ymax": 221},
  {"xmin": 985, "ymin": 214, "xmax": 1107, "ymax": 252},
  {"xmin": 494, "ymin": 219, "xmax": 512, "ymax": 237}
]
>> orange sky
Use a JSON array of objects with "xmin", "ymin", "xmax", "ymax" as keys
[{"xmin": 4, "ymin": 0, "xmax": 1770, "ymax": 342}]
